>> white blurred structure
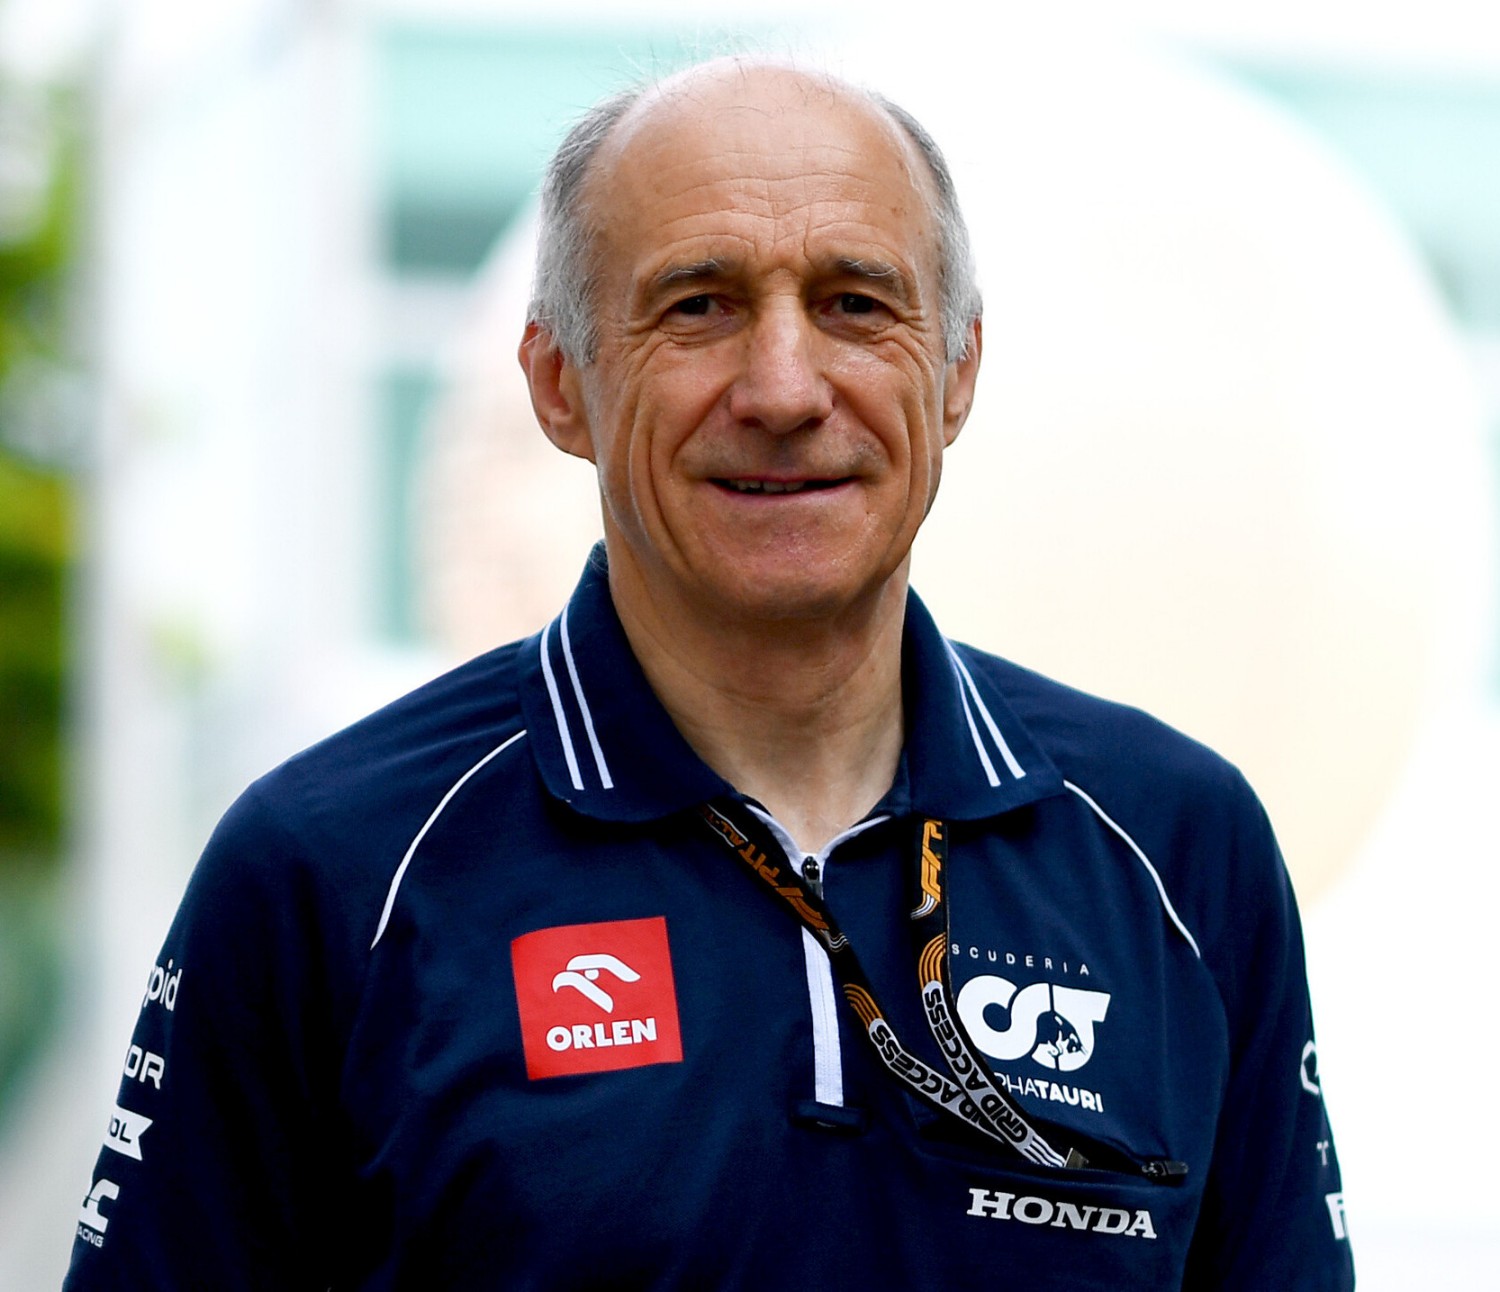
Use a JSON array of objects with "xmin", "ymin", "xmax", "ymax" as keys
[
  {"xmin": 0, "ymin": 3, "xmax": 1497, "ymax": 1289},
  {"xmin": 0, "ymin": 3, "xmax": 396, "ymax": 1287}
]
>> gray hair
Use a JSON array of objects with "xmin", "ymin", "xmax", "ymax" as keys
[
  {"xmin": 870, "ymin": 92, "xmax": 983, "ymax": 364},
  {"xmin": 527, "ymin": 70, "xmax": 981, "ymax": 365}
]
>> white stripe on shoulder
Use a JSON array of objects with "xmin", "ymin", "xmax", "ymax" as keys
[
  {"xmin": 370, "ymin": 729, "xmax": 527, "ymax": 949},
  {"xmin": 1063, "ymin": 780, "xmax": 1202, "ymax": 958},
  {"xmin": 539, "ymin": 619, "xmax": 584, "ymax": 791},
  {"xmin": 945, "ymin": 642, "xmax": 1026, "ymax": 780},
  {"xmin": 560, "ymin": 605, "xmax": 613, "ymax": 790},
  {"xmin": 953, "ymin": 676, "xmax": 1001, "ymax": 787}
]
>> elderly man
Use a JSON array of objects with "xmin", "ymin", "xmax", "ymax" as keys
[{"xmin": 66, "ymin": 61, "xmax": 1353, "ymax": 1290}]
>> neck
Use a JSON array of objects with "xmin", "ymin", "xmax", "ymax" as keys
[{"xmin": 609, "ymin": 558, "xmax": 909, "ymax": 855}]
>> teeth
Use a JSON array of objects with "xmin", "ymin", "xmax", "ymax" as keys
[{"xmin": 727, "ymin": 480, "xmax": 809, "ymax": 494}]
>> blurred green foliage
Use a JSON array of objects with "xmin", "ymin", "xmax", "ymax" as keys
[
  {"xmin": 0, "ymin": 67, "xmax": 74, "ymax": 864},
  {"xmin": 0, "ymin": 62, "xmax": 77, "ymax": 1116},
  {"xmin": 0, "ymin": 453, "xmax": 69, "ymax": 862}
]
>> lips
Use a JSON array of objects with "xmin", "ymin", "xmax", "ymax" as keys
[{"xmin": 715, "ymin": 477, "xmax": 848, "ymax": 495}]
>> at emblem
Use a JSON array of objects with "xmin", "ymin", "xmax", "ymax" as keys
[{"xmin": 956, "ymin": 976, "xmax": 1111, "ymax": 1072}]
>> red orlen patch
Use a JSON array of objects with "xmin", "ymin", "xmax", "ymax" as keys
[{"xmin": 511, "ymin": 916, "xmax": 684, "ymax": 1080}]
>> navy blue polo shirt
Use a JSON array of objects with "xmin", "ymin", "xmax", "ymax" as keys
[{"xmin": 65, "ymin": 549, "xmax": 1353, "ymax": 1290}]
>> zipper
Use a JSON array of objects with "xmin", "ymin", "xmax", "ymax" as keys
[
  {"xmin": 1139, "ymin": 1158, "xmax": 1190, "ymax": 1183},
  {"xmin": 743, "ymin": 806, "xmax": 888, "ymax": 1110}
]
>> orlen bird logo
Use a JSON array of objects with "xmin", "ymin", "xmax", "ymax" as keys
[
  {"xmin": 552, "ymin": 953, "xmax": 639, "ymax": 1012},
  {"xmin": 512, "ymin": 917, "xmax": 683, "ymax": 1080}
]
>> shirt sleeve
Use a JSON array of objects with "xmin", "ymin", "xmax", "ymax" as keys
[
  {"xmin": 1182, "ymin": 785, "xmax": 1355, "ymax": 1291},
  {"xmin": 63, "ymin": 785, "xmax": 356, "ymax": 1291}
]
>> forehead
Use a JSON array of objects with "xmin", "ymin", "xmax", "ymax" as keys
[{"xmin": 585, "ymin": 71, "xmax": 940, "ymax": 292}]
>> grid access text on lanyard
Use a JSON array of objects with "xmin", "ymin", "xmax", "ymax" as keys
[{"xmin": 700, "ymin": 801, "xmax": 1087, "ymax": 1171}]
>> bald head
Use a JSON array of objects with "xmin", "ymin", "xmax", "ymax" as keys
[{"xmin": 528, "ymin": 60, "xmax": 980, "ymax": 365}]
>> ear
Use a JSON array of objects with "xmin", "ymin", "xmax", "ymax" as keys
[
  {"xmin": 941, "ymin": 317, "xmax": 982, "ymax": 447},
  {"xmin": 518, "ymin": 321, "xmax": 597, "ymax": 462}
]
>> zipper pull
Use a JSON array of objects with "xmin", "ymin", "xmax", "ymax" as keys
[
  {"xmin": 1140, "ymin": 1158, "xmax": 1189, "ymax": 1183},
  {"xmin": 802, "ymin": 856, "xmax": 823, "ymax": 898}
]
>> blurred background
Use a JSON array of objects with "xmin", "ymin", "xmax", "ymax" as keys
[{"xmin": 0, "ymin": 0, "xmax": 1497, "ymax": 1286}]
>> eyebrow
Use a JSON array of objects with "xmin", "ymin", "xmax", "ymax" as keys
[
  {"xmin": 641, "ymin": 254, "xmax": 917, "ymax": 305},
  {"xmin": 830, "ymin": 257, "xmax": 914, "ymax": 305},
  {"xmin": 647, "ymin": 259, "xmax": 731, "ymax": 296}
]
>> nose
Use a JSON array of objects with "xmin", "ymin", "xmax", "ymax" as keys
[{"xmin": 726, "ymin": 301, "xmax": 834, "ymax": 434}]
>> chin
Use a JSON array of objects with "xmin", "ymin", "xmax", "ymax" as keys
[{"xmin": 699, "ymin": 566, "xmax": 895, "ymax": 628}]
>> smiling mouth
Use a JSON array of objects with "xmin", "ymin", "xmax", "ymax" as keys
[{"xmin": 716, "ymin": 478, "xmax": 848, "ymax": 495}]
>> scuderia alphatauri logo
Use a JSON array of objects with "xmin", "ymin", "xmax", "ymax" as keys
[{"xmin": 954, "ymin": 953, "xmax": 1112, "ymax": 1114}]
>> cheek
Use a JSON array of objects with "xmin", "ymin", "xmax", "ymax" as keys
[
  {"xmin": 633, "ymin": 356, "xmax": 732, "ymax": 460},
  {"xmin": 885, "ymin": 370, "xmax": 951, "ymax": 520},
  {"xmin": 585, "ymin": 357, "xmax": 652, "ymax": 469},
  {"xmin": 922, "ymin": 439, "xmax": 946, "ymax": 514},
  {"xmin": 841, "ymin": 353, "xmax": 945, "ymax": 458},
  {"xmin": 589, "ymin": 360, "xmax": 727, "ymax": 526}
]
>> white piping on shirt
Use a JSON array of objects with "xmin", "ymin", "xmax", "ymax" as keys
[
  {"xmin": 539, "ymin": 620, "xmax": 583, "ymax": 792},
  {"xmin": 945, "ymin": 641, "xmax": 1027, "ymax": 781},
  {"xmin": 371, "ymin": 730, "xmax": 527, "ymax": 949},
  {"xmin": 1063, "ymin": 780, "xmax": 1202, "ymax": 958},
  {"xmin": 952, "ymin": 675, "xmax": 1001, "ymax": 789},
  {"xmin": 747, "ymin": 805, "xmax": 889, "ymax": 1107},
  {"xmin": 559, "ymin": 605, "xmax": 613, "ymax": 790}
]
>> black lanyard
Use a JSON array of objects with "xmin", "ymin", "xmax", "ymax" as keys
[{"xmin": 700, "ymin": 801, "xmax": 1086, "ymax": 1170}]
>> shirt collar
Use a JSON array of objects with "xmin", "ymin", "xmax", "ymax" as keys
[
  {"xmin": 519, "ymin": 548, "xmax": 1064, "ymax": 824},
  {"xmin": 889, "ymin": 590, "xmax": 1066, "ymax": 819}
]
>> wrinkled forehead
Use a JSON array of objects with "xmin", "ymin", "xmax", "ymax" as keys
[{"xmin": 585, "ymin": 64, "xmax": 937, "ymax": 234}]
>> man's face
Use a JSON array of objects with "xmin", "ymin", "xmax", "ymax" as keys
[{"xmin": 528, "ymin": 69, "xmax": 979, "ymax": 628}]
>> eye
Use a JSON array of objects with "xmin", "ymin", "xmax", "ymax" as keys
[
  {"xmin": 670, "ymin": 294, "xmax": 714, "ymax": 317},
  {"xmin": 838, "ymin": 293, "xmax": 879, "ymax": 315}
]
